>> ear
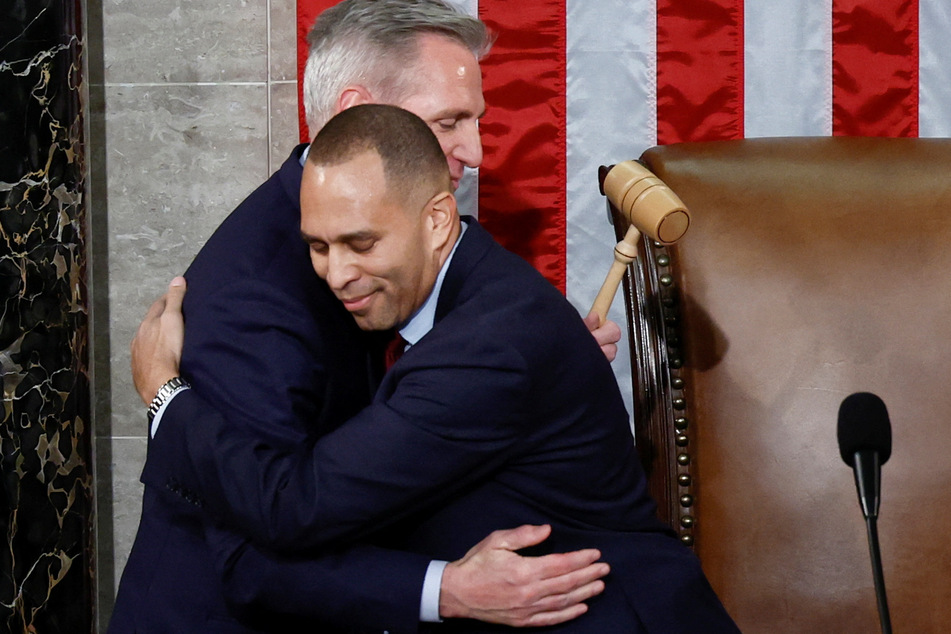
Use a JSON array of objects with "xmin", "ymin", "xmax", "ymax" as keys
[
  {"xmin": 336, "ymin": 85, "xmax": 374, "ymax": 114},
  {"xmin": 426, "ymin": 191, "xmax": 458, "ymax": 250}
]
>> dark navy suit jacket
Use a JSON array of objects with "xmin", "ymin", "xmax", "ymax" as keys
[
  {"xmin": 110, "ymin": 145, "xmax": 431, "ymax": 634},
  {"xmin": 141, "ymin": 216, "xmax": 740, "ymax": 632}
]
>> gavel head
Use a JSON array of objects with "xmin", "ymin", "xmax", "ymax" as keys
[{"xmin": 601, "ymin": 160, "xmax": 689, "ymax": 245}]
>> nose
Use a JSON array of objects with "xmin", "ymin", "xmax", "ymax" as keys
[
  {"xmin": 451, "ymin": 120, "xmax": 483, "ymax": 170},
  {"xmin": 322, "ymin": 247, "xmax": 360, "ymax": 292}
]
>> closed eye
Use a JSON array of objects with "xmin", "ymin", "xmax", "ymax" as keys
[
  {"xmin": 434, "ymin": 119, "xmax": 459, "ymax": 132},
  {"xmin": 349, "ymin": 238, "xmax": 376, "ymax": 254}
]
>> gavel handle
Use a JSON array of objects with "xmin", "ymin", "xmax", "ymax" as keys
[{"xmin": 590, "ymin": 226, "xmax": 641, "ymax": 326}]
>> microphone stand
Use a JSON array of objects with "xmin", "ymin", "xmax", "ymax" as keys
[
  {"xmin": 854, "ymin": 451, "xmax": 892, "ymax": 634},
  {"xmin": 864, "ymin": 516, "xmax": 891, "ymax": 634}
]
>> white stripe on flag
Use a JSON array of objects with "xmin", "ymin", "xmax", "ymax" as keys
[
  {"xmin": 566, "ymin": 0, "xmax": 658, "ymax": 421},
  {"xmin": 919, "ymin": 1, "xmax": 951, "ymax": 137},
  {"xmin": 744, "ymin": 0, "xmax": 832, "ymax": 137}
]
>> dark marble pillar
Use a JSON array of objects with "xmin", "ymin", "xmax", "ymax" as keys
[{"xmin": 1, "ymin": 0, "xmax": 95, "ymax": 631}]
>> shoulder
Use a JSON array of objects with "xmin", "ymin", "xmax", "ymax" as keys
[
  {"xmin": 185, "ymin": 148, "xmax": 310, "ymax": 296},
  {"xmin": 435, "ymin": 221, "xmax": 596, "ymax": 363},
  {"xmin": 444, "ymin": 219, "xmax": 566, "ymax": 308},
  {"xmin": 451, "ymin": 220, "xmax": 578, "ymax": 320}
]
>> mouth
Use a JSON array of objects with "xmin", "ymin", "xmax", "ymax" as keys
[
  {"xmin": 449, "ymin": 166, "xmax": 466, "ymax": 191},
  {"xmin": 339, "ymin": 292, "xmax": 375, "ymax": 313}
]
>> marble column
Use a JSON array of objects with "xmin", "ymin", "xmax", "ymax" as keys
[{"xmin": 0, "ymin": 0, "xmax": 95, "ymax": 631}]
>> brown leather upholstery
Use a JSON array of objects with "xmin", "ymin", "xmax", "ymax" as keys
[{"xmin": 605, "ymin": 137, "xmax": 951, "ymax": 633}]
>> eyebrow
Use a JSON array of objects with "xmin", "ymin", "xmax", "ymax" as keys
[
  {"xmin": 432, "ymin": 106, "xmax": 487, "ymax": 121},
  {"xmin": 300, "ymin": 230, "xmax": 322, "ymax": 245},
  {"xmin": 300, "ymin": 229, "xmax": 379, "ymax": 245}
]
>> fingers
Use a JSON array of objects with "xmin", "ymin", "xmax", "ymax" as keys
[
  {"xmin": 509, "ymin": 549, "xmax": 609, "ymax": 618},
  {"xmin": 497, "ymin": 564, "xmax": 607, "ymax": 627},
  {"xmin": 485, "ymin": 524, "xmax": 552, "ymax": 551},
  {"xmin": 527, "ymin": 548, "xmax": 605, "ymax": 580},
  {"xmin": 132, "ymin": 297, "xmax": 165, "ymax": 361},
  {"xmin": 593, "ymin": 317, "xmax": 622, "ymax": 347},
  {"xmin": 164, "ymin": 276, "xmax": 187, "ymax": 313},
  {"xmin": 515, "ymin": 561, "xmax": 609, "ymax": 627},
  {"xmin": 142, "ymin": 294, "xmax": 167, "ymax": 324},
  {"xmin": 585, "ymin": 311, "xmax": 621, "ymax": 362},
  {"xmin": 135, "ymin": 277, "xmax": 186, "ymax": 333},
  {"xmin": 129, "ymin": 277, "xmax": 188, "ymax": 405},
  {"xmin": 532, "ymin": 558, "xmax": 610, "ymax": 595},
  {"xmin": 521, "ymin": 578, "xmax": 608, "ymax": 627},
  {"xmin": 442, "ymin": 526, "xmax": 609, "ymax": 626},
  {"xmin": 523, "ymin": 602, "xmax": 590, "ymax": 627},
  {"xmin": 583, "ymin": 309, "xmax": 602, "ymax": 331}
]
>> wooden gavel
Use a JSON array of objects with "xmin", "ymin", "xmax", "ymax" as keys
[{"xmin": 590, "ymin": 161, "xmax": 690, "ymax": 325}]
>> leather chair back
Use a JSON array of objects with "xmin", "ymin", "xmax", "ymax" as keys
[{"xmin": 605, "ymin": 137, "xmax": 951, "ymax": 632}]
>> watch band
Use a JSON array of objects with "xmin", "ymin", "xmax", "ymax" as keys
[{"xmin": 147, "ymin": 376, "xmax": 191, "ymax": 423}]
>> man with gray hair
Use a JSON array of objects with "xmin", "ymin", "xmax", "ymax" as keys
[
  {"xmin": 110, "ymin": 1, "xmax": 618, "ymax": 632},
  {"xmin": 135, "ymin": 101, "xmax": 740, "ymax": 633},
  {"xmin": 302, "ymin": 0, "xmax": 490, "ymax": 191}
]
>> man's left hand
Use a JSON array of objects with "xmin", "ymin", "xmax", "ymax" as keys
[
  {"xmin": 584, "ymin": 311, "xmax": 621, "ymax": 362},
  {"xmin": 439, "ymin": 524, "xmax": 609, "ymax": 626},
  {"xmin": 131, "ymin": 277, "xmax": 187, "ymax": 405}
]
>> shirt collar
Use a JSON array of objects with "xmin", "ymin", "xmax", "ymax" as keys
[{"xmin": 399, "ymin": 220, "xmax": 467, "ymax": 347}]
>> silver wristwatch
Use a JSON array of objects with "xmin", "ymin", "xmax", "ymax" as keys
[{"xmin": 147, "ymin": 376, "xmax": 191, "ymax": 423}]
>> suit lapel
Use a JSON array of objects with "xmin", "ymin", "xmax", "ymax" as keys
[{"xmin": 434, "ymin": 216, "xmax": 495, "ymax": 324}]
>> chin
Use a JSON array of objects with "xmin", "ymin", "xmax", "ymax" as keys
[
  {"xmin": 353, "ymin": 314, "xmax": 395, "ymax": 333},
  {"xmin": 353, "ymin": 318, "xmax": 378, "ymax": 332}
]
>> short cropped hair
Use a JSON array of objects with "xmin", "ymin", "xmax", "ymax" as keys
[
  {"xmin": 303, "ymin": 0, "xmax": 492, "ymax": 133},
  {"xmin": 308, "ymin": 104, "xmax": 451, "ymax": 208}
]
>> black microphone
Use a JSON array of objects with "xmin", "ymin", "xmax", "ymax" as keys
[
  {"xmin": 838, "ymin": 392, "xmax": 892, "ymax": 518},
  {"xmin": 837, "ymin": 392, "xmax": 892, "ymax": 634}
]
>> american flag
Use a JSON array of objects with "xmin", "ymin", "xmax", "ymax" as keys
[{"xmin": 298, "ymin": 0, "xmax": 951, "ymax": 414}]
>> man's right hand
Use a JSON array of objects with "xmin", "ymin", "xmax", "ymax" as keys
[
  {"xmin": 439, "ymin": 524, "xmax": 609, "ymax": 627},
  {"xmin": 131, "ymin": 277, "xmax": 188, "ymax": 405},
  {"xmin": 584, "ymin": 310, "xmax": 621, "ymax": 362}
]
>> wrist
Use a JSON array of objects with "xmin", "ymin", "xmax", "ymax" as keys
[
  {"xmin": 136, "ymin": 372, "xmax": 177, "ymax": 406},
  {"xmin": 146, "ymin": 376, "xmax": 190, "ymax": 423},
  {"xmin": 438, "ymin": 560, "xmax": 467, "ymax": 619}
]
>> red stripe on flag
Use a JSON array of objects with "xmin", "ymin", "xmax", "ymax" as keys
[
  {"xmin": 656, "ymin": 0, "xmax": 744, "ymax": 144},
  {"xmin": 832, "ymin": 0, "xmax": 919, "ymax": 137},
  {"xmin": 477, "ymin": 1, "xmax": 567, "ymax": 292},
  {"xmin": 297, "ymin": 1, "xmax": 339, "ymax": 142}
]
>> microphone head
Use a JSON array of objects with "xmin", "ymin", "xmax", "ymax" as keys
[{"xmin": 837, "ymin": 392, "xmax": 892, "ymax": 467}]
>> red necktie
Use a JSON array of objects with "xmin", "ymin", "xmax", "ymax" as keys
[{"xmin": 384, "ymin": 333, "xmax": 407, "ymax": 371}]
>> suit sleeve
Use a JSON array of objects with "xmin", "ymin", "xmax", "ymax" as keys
[
  {"xmin": 143, "ymin": 317, "xmax": 534, "ymax": 552},
  {"xmin": 155, "ymin": 275, "xmax": 430, "ymax": 629},
  {"xmin": 206, "ymin": 521, "xmax": 429, "ymax": 633}
]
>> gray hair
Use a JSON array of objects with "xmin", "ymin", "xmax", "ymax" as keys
[{"xmin": 302, "ymin": 0, "xmax": 492, "ymax": 134}]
